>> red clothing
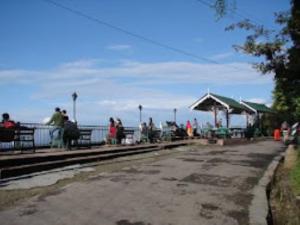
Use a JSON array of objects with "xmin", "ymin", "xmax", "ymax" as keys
[
  {"xmin": 3, "ymin": 120, "xmax": 16, "ymax": 129},
  {"xmin": 274, "ymin": 129, "xmax": 281, "ymax": 141},
  {"xmin": 186, "ymin": 121, "xmax": 192, "ymax": 129},
  {"xmin": 109, "ymin": 125, "xmax": 117, "ymax": 138}
]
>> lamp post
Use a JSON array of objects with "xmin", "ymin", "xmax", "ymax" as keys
[
  {"xmin": 138, "ymin": 105, "xmax": 143, "ymax": 123},
  {"xmin": 72, "ymin": 92, "xmax": 78, "ymax": 122},
  {"xmin": 173, "ymin": 108, "xmax": 177, "ymax": 123}
]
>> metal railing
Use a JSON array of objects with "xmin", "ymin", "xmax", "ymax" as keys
[{"xmin": 0, "ymin": 123, "xmax": 139, "ymax": 150}]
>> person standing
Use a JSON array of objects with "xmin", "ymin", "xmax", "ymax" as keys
[
  {"xmin": 140, "ymin": 122, "xmax": 148, "ymax": 143},
  {"xmin": 46, "ymin": 107, "xmax": 64, "ymax": 145},
  {"xmin": 63, "ymin": 116, "xmax": 80, "ymax": 150},
  {"xmin": 107, "ymin": 117, "xmax": 117, "ymax": 144},
  {"xmin": 148, "ymin": 117, "xmax": 155, "ymax": 143},
  {"xmin": 61, "ymin": 109, "xmax": 68, "ymax": 118},
  {"xmin": 186, "ymin": 120, "xmax": 193, "ymax": 137},
  {"xmin": 116, "ymin": 118, "xmax": 125, "ymax": 144},
  {"xmin": 192, "ymin": 118, "xmax": 199, "ymax": 136}
]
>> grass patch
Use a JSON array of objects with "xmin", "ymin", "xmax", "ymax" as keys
[{"xmin": 289, "ymin": 147, "xmax": 300, "ymax": 196}]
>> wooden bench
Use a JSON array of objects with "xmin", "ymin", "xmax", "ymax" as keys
[
  {"xmin": 77, "ymin": 129, "xmax": 92, "ymax": 148},
  {"xmin": 0, "ymin": 127, "xmax": 35, "ymax": 152}
]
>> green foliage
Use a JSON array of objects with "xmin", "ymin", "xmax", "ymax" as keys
[
  {"xmin": 289, "ymin": 150, "xmax": 300, "ymax": 196},
  {"xmin": 222, "ymin": 0, "xmax": 300, "ymax": 124},
  {"xmin": 212, "ymin": 0, "xmax": 236, "ymax": 21}
]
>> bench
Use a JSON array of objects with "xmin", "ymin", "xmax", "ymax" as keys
[
  {"xmin": 77, "ymin": 129, "xmax": 92, "ymax": 148},
  {"xmin": 152, "ymin": 129, "xmax": 161, "ymax": 142},
  {"xmin": 141, "ymin": 129, "xmax": 161, "ymax": 143},
  {"xmin": 215, "ymin": 127, "xmax": 230, "ymax": 139},
  {"xmin": 123, "ymin": 129, "xmax": 135, "ymax": 145},
  {"xmin": 0, "ymin": 127, "xmax": 35, "ymax": 152}
]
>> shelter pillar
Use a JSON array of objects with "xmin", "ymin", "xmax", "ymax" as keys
[
  {"xmin": 226, "ymin": 110, "xmax": 229, "ymax": 128},
  {"xmin": 214, "ymin": 103, "xmax": 217, "ymax": 127}
]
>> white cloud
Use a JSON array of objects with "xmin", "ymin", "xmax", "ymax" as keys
[
  {"xmin": 60, "ymin": 59, "xmax": 103, "ymax": 69},
  {"xmin": 246, "ymin": 98, "xmax": 273, "ymax": 108},
  {"xmin": 0, "ymin": 59, "xmax": 274, "ymax": 125},
  {"xmin": 0, "ymin": 59, "xmax": 273, "ymax": 87},
  {"xmin": 209, "ymin": 52, "xmax": 234, "ymax": 60},
  {"xmin": 246, "ymin": 98, "xmax": 267, "ymax": 104},
  {"xmin": 42, "ymin": 117, "xmax": 50, "ymax": 124},
  {"xmin": 106, "ymin": 44, "xmax": 132, "ymax": 51}
]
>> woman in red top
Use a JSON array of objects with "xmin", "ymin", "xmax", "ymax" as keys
[
  {"xmin": 108, "ymin": 117, "xmax": 116, "ymax": 144},
  {"xmin": 186, "ymin": 120, "xmax": 193, "ymax": 137}
]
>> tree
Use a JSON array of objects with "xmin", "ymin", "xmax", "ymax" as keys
[{"xmin": 214, "ymin": 0, "xmax": 300, "ymax": 124}]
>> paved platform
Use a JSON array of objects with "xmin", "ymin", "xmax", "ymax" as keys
[{"xmin": 0, "ymin": 140, "xmax": 283, "ymax": 225}]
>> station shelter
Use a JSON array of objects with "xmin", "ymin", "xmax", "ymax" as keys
[{"xmin": 190, "ymin": 92, "xmax": 252, "ymax": 128}]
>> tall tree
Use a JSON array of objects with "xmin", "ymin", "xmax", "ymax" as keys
[{"xmin": 214, "ymin": 0, "xmax": 300, "ymax": 124}]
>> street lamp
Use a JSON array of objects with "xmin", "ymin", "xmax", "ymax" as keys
[
  {"xmin": 173, "ymin": 108, "xmax": 177, "ymax": 123},
  {"xmin": 72, "ymin": 92, "xmax": 78, "ymax": 122},
  {"xmin": 138, "ymin": 105, "xmax": 143, "ymax": 123}
]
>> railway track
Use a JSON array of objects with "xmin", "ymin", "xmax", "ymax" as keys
[{"xmin": 0, "ymin": 142, "xmax": 188, "ymax": 180}]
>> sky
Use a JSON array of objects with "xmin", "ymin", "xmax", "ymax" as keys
[{"xmin": 0, "ymin": 0, "xmax": 290, "ymax": 126}]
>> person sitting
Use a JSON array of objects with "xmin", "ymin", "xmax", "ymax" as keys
[
  {"xmin": 63, "ymin": 116, "xmax": 80, "ymax": 150},
  {"xmin": 0, "ymin": 113, "xmax": 16, "ymax": 143},
  {"xmin": 1, "ymin": 113, "xmax": 16, "ymax": 129}
]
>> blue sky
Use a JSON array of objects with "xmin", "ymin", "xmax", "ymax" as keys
[{"xmin": 0, "ymin": 0, "xmax": 290, "ymax": 126}]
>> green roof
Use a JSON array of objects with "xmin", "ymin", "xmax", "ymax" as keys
[
  {"xmin": 241, "ymin": 101, "xmax": 275, "ymax": 113},
  {"xmin": 210, "ymin": 93, "xmax": 248, "ymax": 112},
  {"xmin": 190, "ymin": 92, "xmax": 251, "ymax": 114}
]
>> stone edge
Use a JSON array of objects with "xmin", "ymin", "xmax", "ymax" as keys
[{"xmin": 249, "ymin": 148, "xmax": 286, "ymax": 225}]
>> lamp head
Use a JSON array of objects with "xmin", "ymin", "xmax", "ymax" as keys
[{"xmin": 72, "ymin": 92, "xmax": 78, "ymax": 101}]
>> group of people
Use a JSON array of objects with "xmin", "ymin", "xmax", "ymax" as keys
[
  {"xmin": 46, "ymin": 107, "xmax": 79, "ymax": 149},
  {"xmin": 140, "ymin": 117, "xmax": 156, "ymax": 143},
  {"xmin": 185, "ymin": 118, "xmax": 200, "ymax": 137},
  {"xmin": 107, "ymin": 117, "xmax": 125, "ymax": 144},
  {"xmin": 1, "ymin": 109, "xmax": 221, "ymax": 149},
  {"xmin": 139, "ymin": 117, "xmax": 201, "ymax": 142}
]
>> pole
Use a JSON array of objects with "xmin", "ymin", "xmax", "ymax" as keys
[
  {"xmin": 226, "ymin": 110, "xmax": 229, "ymax": 128},
  {"xmin": 73, "ymin": 99, "xmax": 76, "ymax": 122},
  {"xmin": 139, "ymin": 110, "xmax": 141, "ymax": 123},
  {"xmin": 138, "ymin": 105, "xmax": 142, "ymax": 123},
  {"xmin": 214, "ymin": 103, "xmax": 217, "ymax": 127},
  {"xmin": 174, "ymin": 108, "xmax": 177, "ymax": 123},
  {"xmin": 72, "ymin": 92, "xmax": 78, "ymax": 123}
]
